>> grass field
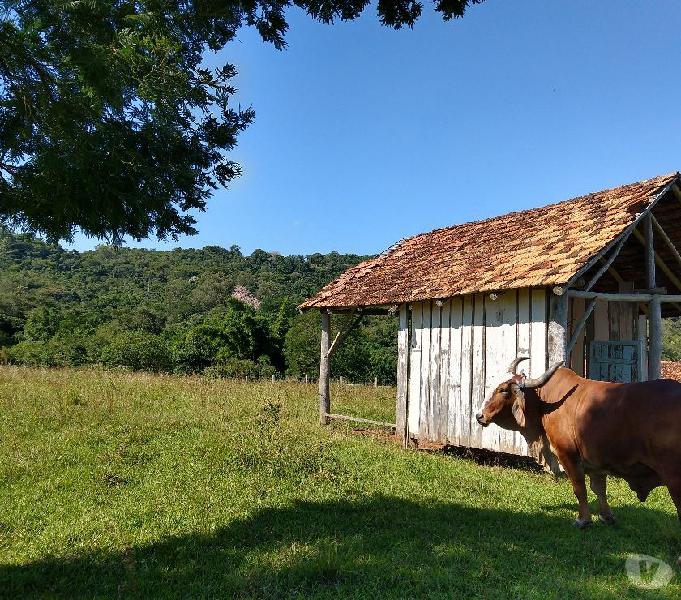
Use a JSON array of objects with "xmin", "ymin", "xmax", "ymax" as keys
[{"xmin": 0, "ymin": 366, "xmax": 680, "ymax": 599}]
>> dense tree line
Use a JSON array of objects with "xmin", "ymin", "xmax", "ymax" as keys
[{"xmin": 0, "ymin": 229, "xmax": 398, "ymax": 383}]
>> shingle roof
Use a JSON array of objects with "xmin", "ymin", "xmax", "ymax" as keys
[{"xmin": 301, "ymin": 173, "xmax": 680, "ymax": 310}]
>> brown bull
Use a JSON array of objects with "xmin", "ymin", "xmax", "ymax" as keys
[{"xmin": 476, "ymin": 357, "xmax": 681, "ymax": 530}]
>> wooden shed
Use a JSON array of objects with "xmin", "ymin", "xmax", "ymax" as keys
[{"xmin": 301, "ymin": 172, "xmax": 681, "ymax": 463}]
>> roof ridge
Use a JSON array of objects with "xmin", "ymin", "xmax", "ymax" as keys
[
  {"xmin": 301, "ymin": 170, "xmax": 680, "ymax": 310},
  {"xmin": 392, "ymin": 171, "xmax": 679, "ymax": 251}
]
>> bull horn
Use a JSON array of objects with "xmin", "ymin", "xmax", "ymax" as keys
[
  {"xmin": 522, "ymin": 362, "xmax": 563, "ymax": 389},
  {"xmin": 507, "ymin": 356, "xmax": 530, "ymax": 374}
]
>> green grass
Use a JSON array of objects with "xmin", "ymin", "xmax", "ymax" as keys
[{"xmin": 0, "ymin": 366, "xmax": 680, "ymax": 599}]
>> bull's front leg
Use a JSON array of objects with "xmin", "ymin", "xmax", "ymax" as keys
[
  {"xmin": 558, "ymin": 452, "xmax": 592, "ymax": 528},
  {"xmin": 589, "ymin": 473, "xmax": 615, "ymax": 525}
]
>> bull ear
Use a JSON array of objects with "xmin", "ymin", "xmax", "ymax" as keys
[{"xmin": 511, "ymin": 387, "xmax": 526, "ymax": 428}]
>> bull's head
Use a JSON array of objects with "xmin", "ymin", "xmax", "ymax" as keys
[{"xmin": 476, "ymin": 357, "xmax": 561, "ymax": 429}]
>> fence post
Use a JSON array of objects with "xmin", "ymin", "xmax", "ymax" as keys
[{"xmin": 319, "ymin": 312, "xmax": 331, "ymax": 425}]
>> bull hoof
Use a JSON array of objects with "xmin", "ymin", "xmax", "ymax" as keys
[
  {"xmin": 598, "ymin": 513, "xmax": 616, "ymax": 525},
  {"xmin": 573, "ymin": 518, "xmax": 593, "ymax": 529}
]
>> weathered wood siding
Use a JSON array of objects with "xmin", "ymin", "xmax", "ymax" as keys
[
  {"xmin": 395, "ymin": 304, "xmax": 409, "ymax": 443},
  {"xmin": 404, "ymin": 288, "xmax": 549, "ymax": 455}
]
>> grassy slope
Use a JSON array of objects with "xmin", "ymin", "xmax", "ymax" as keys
[{"xmin": 0, "ymin": 367, "xmax": 679, "ymax": 599}]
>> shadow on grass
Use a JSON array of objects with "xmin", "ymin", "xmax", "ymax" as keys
[
  {"xmin": 441, "ymin": 445, "xmax": 545, "ymax": 473},
  {"xmin": 2, "ymin": 496, "xmax": 679, "ymax": 599}
]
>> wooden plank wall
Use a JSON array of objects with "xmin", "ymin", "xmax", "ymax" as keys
[
  {"xmin": 405, "ymin": 288, "xmax": 548, "ymax": 456},
  {"xmin": 395, "ymin": 305, "xmax": 410, "ymax": 443},
  {"xmin": 407, "ymin": 303, "xmax": 422, "ymax": 436}
]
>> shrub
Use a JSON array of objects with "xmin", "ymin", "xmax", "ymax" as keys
[
  {"xmin": 284, "ymin": 311, "xmax": 319, "ymax": 379},
  {"xmin": 8, "ymin": 337, "xmax": 89, "ymax": 367},
  {"xmin": 100, "ymin": 331, "xmax": 172, "ymax": 372},
  {"xmin": 173, "ymin": 301, "xmax": 279, "ymax": 373},
  {"xmin": 23, "ymin": 307, "xmax": 59, "ymax": 341},
  {"xmin": 172, "ymin": 326, "xmax": 222, "ymax": 373},
  {"xmin": 204, "ymin": 356, "xmax": 276, "ymax": 380}
]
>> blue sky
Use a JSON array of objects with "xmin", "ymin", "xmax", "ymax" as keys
[{"xmin": 71, "ymin": 0, "xmax": 681, "ymax": 256}]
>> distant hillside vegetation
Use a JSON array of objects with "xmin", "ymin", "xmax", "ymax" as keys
[{"xmin": 0, "ymin": 230, "xmax": 397, "ymax": 383}]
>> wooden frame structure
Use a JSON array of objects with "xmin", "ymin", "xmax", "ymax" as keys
[
  {"xmin": 562, "ymin": 181, "xmax": 681, "ymax": 381},
  {"xmin": 318, "ymin": 307, "xmax": 399, "ymax": 430},
  {"xmin": 309, "ymin": 174, "xmax": 681, "ymax": 465}
]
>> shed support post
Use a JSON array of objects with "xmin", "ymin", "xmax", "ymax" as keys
[
  {"xmin": 644, "ymin": 213, "xmax": 662, "ymax": 380},
  {"xmin": 645, "ymin": 213, "xmax": 656, "ymax": 290},
  {"xmin": 395, "ymin": 304, "xmax": 410, "ymax": 447},
  {"xmin": 548, "ymin": 292, "xmax": 568, "ymax": 365},
  {"xmin": 649, "ymin": 296, "xmax": 662, "ymax": 380},
  {"xmin": 319, "ymin": 311, "xmax": 331, "ymax": 425}
]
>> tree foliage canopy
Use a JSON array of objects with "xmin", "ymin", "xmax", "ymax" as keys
[{"xmin": 0, "ymin": 0, "xmax": 483, "ymax": 243}]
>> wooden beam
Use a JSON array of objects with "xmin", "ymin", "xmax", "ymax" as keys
[
  {"xmin": 651, "ymin": 214, "xmax": 681, "ymax": 270},
  {"xmin": 584, "ymin": 226, "xmax": 634, "ymax": 291},
  {"xmin": 567, "ymin": 291, "xmax": 681, "ymax": 309},
  {"xmin": 565, "ymin": 298, "xmax": 597, "ymax": 357},
  {"xmin": 643, "ymin": 197, "xmax": 662, "ymax": 380},
  {"xmin": 319, "ymin": 312, "xmax": 331, "ymax": 425},
  {"xmin": 395, "ymin": 304, "xmax": 410, "ymax": 447},
  {"xmin": 306, "ymin": 306, "xmax": 393, "ymax": 315},
  {"xmin": 329, "ymin": 307, "xmax": 392, "ymax": 315},
  {"xmin": 649, "ymin": 296, "xmax": 662, "ymax": 380},
  {"xmin": 325, "ymin": 413, "xmax": 396, "ymax": 429},
  {"xmin": 672, "ymin": 183, "xmax": 681, "ymax": 206},
  {"xmin": 644, "ymin": 214, "xmax": 656, "ymax": 289},
  {"xmin": 633, "ymin": 227, "xmax": 681, "ymax": 294}
]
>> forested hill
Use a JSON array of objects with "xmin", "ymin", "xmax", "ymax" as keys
[
  {"xmin": 0, "ymin": 230, "xmax": 367, "ymax": 328},
  {"xmin": 0, "ymin": 230, "xmax": 398, "ymax": 383}
]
